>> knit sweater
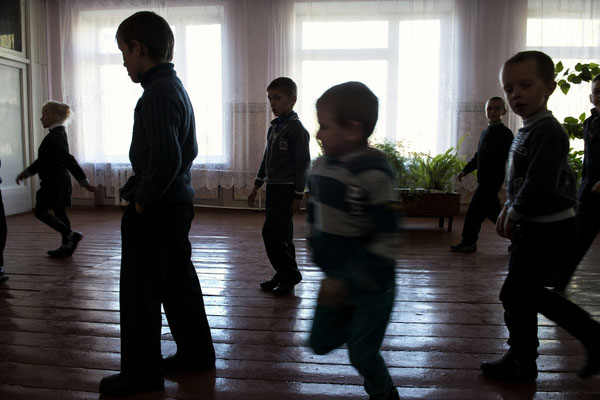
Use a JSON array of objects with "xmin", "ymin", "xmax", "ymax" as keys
[
  {"xmin": 307, "ymin": 147, "xmax": 399, "ymax": 295},
  {"xmin": 506, "ymin": 111, "xmax": 576, "ymax": 222},
  {"xmin": 121, "ymin": 63, "xmax": 197, "ymax": 208},
  {"xmin": 254, "ymin": 112, "xmax": 310, "ymax": 197},
  {"xmin": 462, "ymin": 122, "xmax": 513, "ymax": 188}
]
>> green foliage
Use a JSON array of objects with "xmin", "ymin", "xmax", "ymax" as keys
[
  {"xmin": 373, "ymin": 139, "xmax": 465, "ymax": 192},
  {"xmin": 372, "ymin": 140, "xmax": 408, "ymax": 188},
  {"xmin": 405, "ymin": 142, "xmax": 466, "ymax": 192},
  {"xmin": 555, "ymin": 61, "xmax": 600, "ymax": 139},
  {"xmin": 568, "ymin": 148, "xmax": 584, "ymax": 185}
]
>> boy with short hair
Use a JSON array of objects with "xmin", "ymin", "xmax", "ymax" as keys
[
  {"xmin": 552, "ymin": 73, "xmax": 600, "ymax": 291},
  {"xmin": 481, "ymin": 51, "xmax": 600, "ymax": 381},
  {"xmin": 248, "ymin": 77, "xmax": 310, "ymax": 296},
  {"xmin": 99, "ymin": 11, "xmax": 214, "ymax": 396},
  {"xmin": 451, "ymin": 97, "xmax": 513, "ymax": 253},
  {"xmin": 307, "ymin": 81, "xmax": 399, "ymax": 400}
]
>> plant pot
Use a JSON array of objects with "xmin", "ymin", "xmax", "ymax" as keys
[{"xmin": 396, "ymin": 189, "xmax": 461, "ymax": 232}]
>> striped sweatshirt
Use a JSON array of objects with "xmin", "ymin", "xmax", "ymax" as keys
[
  {"xmin": 307, "ymin": 147, "xmax": 399, "ymax": 294},
  {"xmin": 121, "ymin": 63, "xmax": 197, "ymax": 208}
]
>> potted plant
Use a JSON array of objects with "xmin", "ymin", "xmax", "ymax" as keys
[{"xmin": 373, "ymin": 140, "xmax": 465, "ymax": 231}]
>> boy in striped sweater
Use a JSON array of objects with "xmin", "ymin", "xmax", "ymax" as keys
[{"xmin": 307, "ymin": 82, "xmax": 399, "ymax": 400}]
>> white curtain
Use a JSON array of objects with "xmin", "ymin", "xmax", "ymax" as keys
[
  {"xmin": 47, "ymin": 0, "xmax": 287, "ymax": 192},
  {"xmin": 46, "ymin": 0, "xmax": 600, "ymax": 194}
]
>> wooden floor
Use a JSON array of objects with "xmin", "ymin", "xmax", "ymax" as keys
[{"xmin": 1, "ymin": 207, "xmax": 599, "ymax": 400}]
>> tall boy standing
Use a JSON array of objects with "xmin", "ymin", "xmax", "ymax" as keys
[
  {"xmin": 451, "ymin": 97, "xmax": 513, "ymax": 253},
  {"xmin": 100, "ymin": 11, "xmax": 214, "ymax": 396},
  {"xmin": 552, "ymin": 74, "xmax": 600, "ymax": 292},
  {"xmin": 248, "ymin": 77, "xmax": 310, "ymax": 296},
  {"xmin": 481, "ymin": 51, "xmax": 600, "ymax": 381},
  {"xmin": 307, "ymin": 82, "xmax": 399, "ymax": 400}
]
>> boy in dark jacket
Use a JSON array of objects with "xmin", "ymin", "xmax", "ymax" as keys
[
  {"xmin": 552, "ymin": 73, "xmax": 600, "ymax": 292},
  {"xmin": 481, "ymin": 50, "xmax": 600, "ymax": 381},
  {"xmin": 99, "ymin": 11, "xmax": 214, "ymax": 396},
  {"xmin": 307, "ymin": 82, "xmax": 399, "ymax": 400},
  {"xmin": 248, "ymin": 77, "xmax": 310, "ymax": 296},
  {"xmin": 451, "ymin": 97, "xmax": 513, "ymax": 253}
]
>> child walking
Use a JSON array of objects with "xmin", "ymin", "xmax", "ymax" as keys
[
  {"xmin": 248, "ymin": 77, "xmax": 310, "ymax": 296},
  {"xmin": 481, "ymin": 51, "xmax": 600, "ymax": 381},
  {"xmin": 552, "ymin": 74, "xmax": 600, "ymax": 292},
  {"xmin": 307, "ymin": 82, "xmax": 399, "ymax": 400},
  {"xmin": 451, "ymin": 97, "xmax": 513, "ymax": 253},
  {"xmin": 16, "ymin": 101, "xmax": 95, "ymax": 257}
]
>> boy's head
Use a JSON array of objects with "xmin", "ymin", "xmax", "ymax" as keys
[
  {"xmin": 41, "ymin": 101, "xmax": 71, "ymax": 128},
  {"xmin": 500, "ymin": 51, "xmax": 557, "ymax": 119},
  {"xmin": 485, "ymin": 96, "xmax": 507, "ymax": 124},
  {"xmin": 267, "ymin": 77, "xmax": 297, "ymax": 117},
  {"xmin": 590, "ymin": 74, "xmax": 600, "ymax": 112},
  {"xmin": 116, "ymin": 11, "xmax": 174, "ymax": 83},
  {"xmin": 315, "ymin": 81, "xmax": 378, "ymax": 157}
]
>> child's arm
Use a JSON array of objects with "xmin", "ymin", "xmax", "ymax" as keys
[
  {"xmin": 458, "ymin": 152, "xmax": 478, "ymax": 182},
  {"xmin": 52, "ymin": 134, "xmax": 94, "ymax": 191},
  {"xmin": 248, "ymin": 130, "xmax": 271, "ymax": 207},
  {"xmin": 291, "ymin": 126, "xmax": 310, "ymax": 211}
]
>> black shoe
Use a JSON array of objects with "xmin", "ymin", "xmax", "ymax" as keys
[
  {"xmin": 64, "ymin": 231, "xmax": 83, "ymax": 255},
  {"xmin": 260, "ymin": 278, "xmax": 280, "ymax": 291},
  {"xmin": 481, "ymin": 352, "xmax": 538, "ymax": 381},
  {"xmin": 580, "ymin": 342, "xmax": 600, "ymax": 379},
  {"xmin": 369, "ymin": 387, "xmax": 399, "ymax": 400},
  {"xmin": 163, "ymin": 352, "xmax": 215, "ymax": 372},
  {"xmin": 47, "ymin": 245, "xmax": 72, "ymax": 258},
  {"xmin": 273, "ymin": 280, "xmax": 300, "ymax": 296},
  {"xmin": 508, "ymin": 243, "xmax": 514, "ymax": 252},
  {"xmin": 0, "ymin": 272, "xmax": 8, "ymax": 283},
  {"xmin": 450, "ymin": 242, "xmax": 477, "ymax": 253},
  {"xmin": 99, "ymin": 372, "xmax": 164, "ymax": 397}
]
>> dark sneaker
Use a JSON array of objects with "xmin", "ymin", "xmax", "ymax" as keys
[
  {"xmin": 369, "ymin": 387, "xmax": 399, "ymax": 400},
  {"xmin": 163, "ymin": 352, "xmax": 215, "ymax": 372},
  {"xmin": 47, "ymin": 246, "xmax": 72, "ymax": 258},
  {"xmin": 64, "ymin": 231, "xmax": 83, "ymax": 255},
  {"xmin": 0, "ymin": 271, "xmax": 8, "ymax": 283},
  {"xmin": 450, "ymin": 242, "xmax": 477, "ymax": 253},
  {"xmin": 260, "ymin": 278, "xmax": 280, "ymax": 291},
  {"xmin": 508, "ymin": 243, "xmax": 514, "ymax": 251},
  {"xmin": 481, "ymin": 352, "xmax": 538, "ymax": 381},
  {"xmin": 99, "ymin": 372, "xmax": 164, "ymax": 397}
]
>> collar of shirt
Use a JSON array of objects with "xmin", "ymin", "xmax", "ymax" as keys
[
  {"xmin": 48, "ymin": 123, "xmax": 64, "ymax": 131},
  {"xmin": 139, "ymin": 63, "xmax": 175, "ymax": 89},
  {"xmin": 521, "ymin": 110, "xmax": 553, "ymax": 129}
]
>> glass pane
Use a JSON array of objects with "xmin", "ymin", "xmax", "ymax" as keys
[
  {"xmin": 397, "ymin": 19, "xmax": 441, "ymax": 154},
  {"xmin": 527, "ymin": 18, "xmax": 600, "ymax": 47},
  {"xmin": 299, "ymin": 60, "xmax": 388, "ymax": 157},
  {"xmin": 302, "ymin": 21, "xmax": 388, "ymax": 49},
  {"xmin": 0, "ymin": 63, "xmax": 25, "ymax": 189},
  {"xmin": 0, "ymin": 0, "xmax": 22, "ymax": 52},
  {"xmin": 186, "ymin": 24, "xmax": 224, "ymax": 160}
]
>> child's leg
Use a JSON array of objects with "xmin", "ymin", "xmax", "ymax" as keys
[
  {"xmin": 53, "ymin": 207, "xmax": 72, "ymax": 243},
  {"xmin": 34, "ymin": 204, "xmax": 71, "ymax": 242},
  {"xmin": 309, "ymin": 301, "xmax": 352, "ymax": 355},
  {"xmin": 262, "ymin": 185, "xmax": 301, "ymax": 283},
  {"xmin": 461, "ymin": 185, "xmax": 500, "ymax": 245},
  {"xmin": 347, "ymin": 288, "xmax": 395, "ymax": 398}
]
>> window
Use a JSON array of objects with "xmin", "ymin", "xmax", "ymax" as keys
[
  {"xmin": 0, "ymin": 0, "xmax": 22, "ymax": 52},
  {"xmin": 527, "ymin": 1, "xmax": 600, "ymax": 149},
  {"xmin": 73, "ymin": 6, "xmax": 224, "ymax": 164},
  {"xmin": 293, "ymin": 1, "xmax": 453, "ymax": 156}
]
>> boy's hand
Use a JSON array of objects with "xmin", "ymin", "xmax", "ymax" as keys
[
  {"xmin": 496, "ymin": 205, "xmax": 517, "ymax": 239},
  {"xmin": 15, "ymin": 170, "xmax": 30, "ymax": 185},
  {"xmin": 592, "ymin": 181, "xmax": 600, "ymax": 193},
  {"xmin": 291, "ymin": 198, "xmax": 302, "ymax": 213},
  {"xmin": 84, "ymin": 184, "xmax": 97, "ymax": 193},
  {"xmin": 317, "ymin": 277, "xmax": 348, "ymax": 308},
  {"xmin": 457, "ymin": 171, "xmax": 466, "ymax": 182},
  {"xmin": 496, "ymin": 206, "xmax": 508, "ymax": 237},
  {"xmin": 247, "ymin": 187, "xmax": 258, "ymax": 207},
  {"xmin": 135, "ymin": 202, "xmax": 143, "ymax": 213}
]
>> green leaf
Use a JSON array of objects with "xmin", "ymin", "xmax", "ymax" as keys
[
  {"xmin": 575, "ymin": 63, "xmax": 583, "ymax": 71},
  {"xmin": 555, "ymin": 61, "xmax": 564, "ymax": 73},
  {"xmin": 572, "ymin": 76, "xmax": 582, "ymax": 84},
  {"xmin": 560, "ymin": 81, "xmax": 571, "ymax": 94},
  {"xmin": 589, "ymin": 63, "xmax": 599, "ymax": 69},
  {"xmin": 579, "ymin": 112, "xmax": 587, "ymax": 122},
  {"xmin": 564, "ymin": 116, "xmax": 579, "ymax": 124}
]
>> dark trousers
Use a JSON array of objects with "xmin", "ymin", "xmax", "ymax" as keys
[
  {"xmin": 461, "ymin": 184, "xmax": 502, "ymax": 245},
  {"xmin": 262, "ymin": 184, "xmax": 301, "ymax": 283},
  {"xmin": 553, "ymin": 191, "xmax": 600, "ymax": 290},
  {"xmin": 0, "ymin": 190, "xmax": 6, "ymax": 266},
  {"xmin": 120, "ymin": 201, "xmax": 215, "ymax": 377},
  {"xmin": 34, "ymin": 189, "xmax": 71, "ymax": 244},
  {"xmin": 500, "ymin": 217, "xmax": 599, "ymax": 360},
  {"xmin": 309, "ymin": 285, "xmax": 395, "ymax": 397}
]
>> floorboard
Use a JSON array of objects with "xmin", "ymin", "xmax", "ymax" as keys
[{"xmin": 0, "ymin": 207, "xmax": 599, "ymax": 399}]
